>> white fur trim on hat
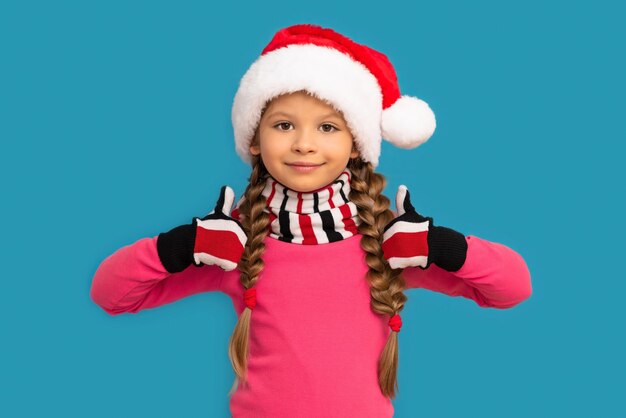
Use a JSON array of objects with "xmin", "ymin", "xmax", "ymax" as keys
[
  {"xmin": 232, "ymin": 44, "xmax": 384, "ymax": 167},
  {"xmin": 381, "ymin": 96, "xmax": 436, "ymax": 148}
]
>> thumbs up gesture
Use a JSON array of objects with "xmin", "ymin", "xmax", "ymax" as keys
[
  {"xmin": 192, "ymin": 185, "xmax": 247, "ymax": 271},
  {"xmin": 382, "ymin": 185, "xmax": 434, "ymax": 270},
  {"xmin": 157, "ymin": 186, "xmax": 248, "ymax": 273},
  {"xmin": 382, "ymin": 185, "xmax": 468, "ymax": 272}
]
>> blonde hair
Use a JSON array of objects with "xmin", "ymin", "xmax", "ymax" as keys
[{"xmin": 227, "ymin": 98, "xmax": 408, "ymax": 400}]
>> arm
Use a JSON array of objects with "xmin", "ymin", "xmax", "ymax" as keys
[
  {"xmin": 402, "ymin": 235, "xmax": 532, "ymax": 309},
  {"xmin": 90, "ymin": 235, "xmax": 225, "ymax": 315}
]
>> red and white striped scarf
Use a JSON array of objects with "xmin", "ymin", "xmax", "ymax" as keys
[{"xmin": 232, "ymin": 169, "xmax": 362, "ymax": 245}]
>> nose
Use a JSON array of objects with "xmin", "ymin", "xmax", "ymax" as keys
[{"xmin": 291, "ymin": 129, "xmax": 317, "ymax": 154}]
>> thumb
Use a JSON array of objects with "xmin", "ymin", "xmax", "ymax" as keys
[
  {"xmin": 396, "ymin": 184, "xmax": 415, "ymax": 216},
  {"xmin": 214, "ymin": 185, "xmax": 236, "ymax": 215}
]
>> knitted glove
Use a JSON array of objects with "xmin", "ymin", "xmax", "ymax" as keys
[
  {"xmin": 382, "ymin": 185, "xmax": 467, "ymax": 272},
  {"xmin": 157, "ymin": 186, "xmax": 247, "ymax": 273}
]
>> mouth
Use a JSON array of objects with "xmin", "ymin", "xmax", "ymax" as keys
[
  {"xmin": 286, "ymin": 162, "xmax": 324, "ymax": 172},
  {"xmin": 286, "ymin": 162, "xmax": 324, "ymax": 167}
]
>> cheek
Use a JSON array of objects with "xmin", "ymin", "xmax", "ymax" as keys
[
  {"xmin": 260, "ymin": 138, "xmax": 287, "ymax": 160},
  {"xmin": 330, "ymin": 134, "xmax": 355, "ymax": 154}
]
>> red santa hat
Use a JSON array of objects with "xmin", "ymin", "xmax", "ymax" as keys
[{"xmin": 231, "ymin": 23, "xmax": 436, "ymax": 168}]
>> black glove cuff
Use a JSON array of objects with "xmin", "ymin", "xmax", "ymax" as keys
[
  {"xmin": 428, "ymin": 225, "xmax": 468, "ymax": 272},
  {"xmin": 156, "ymin": 223, "xmax": 196, "ymax": 273}
]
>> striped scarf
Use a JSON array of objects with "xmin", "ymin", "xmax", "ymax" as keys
[{"xmin": 232, "ymin": 169, "xmax": 362, "ymax": 245}]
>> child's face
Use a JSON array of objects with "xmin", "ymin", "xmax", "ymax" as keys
[{"xmin": 250, "ymin": 91, "xmax": 359, "ymax": 193}]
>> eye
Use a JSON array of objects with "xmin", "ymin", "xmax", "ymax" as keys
[
  {"xmin": 320, "ymin": 123, "xmax": 338, "ymax": 133},
  {"xmin": 274, "ymin": 122, "xmax": 293, "ymax": 131}
]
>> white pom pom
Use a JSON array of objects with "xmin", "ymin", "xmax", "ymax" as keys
[{"xmin": 381, "ymin": 96, "xmax": 436, "ymax": 149}]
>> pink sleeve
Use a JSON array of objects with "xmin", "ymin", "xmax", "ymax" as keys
[
  {"xmin": 402, "ymin": 235, "xmax": 532, "ymax": 309},
  {"xmin": 90, "ymin": 235, "xmax": 225, "ymax": 315}
]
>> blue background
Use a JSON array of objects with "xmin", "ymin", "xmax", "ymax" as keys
[{"xmin": 1, "ymin": 0, "xmax": 624, "ymax": 417}]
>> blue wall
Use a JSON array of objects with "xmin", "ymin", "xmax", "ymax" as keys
[{"xmin": 1, "ymin": 0, "xmax": 624, "ymax": 416}]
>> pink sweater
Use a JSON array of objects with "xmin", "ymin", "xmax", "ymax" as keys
[{"xmin": 90, "ymin": 233, "xmax": 532, "ymax": 417}]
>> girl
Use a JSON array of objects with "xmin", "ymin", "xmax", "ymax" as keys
[{"xmin": 90, "ymin": 24, "xmax": 532, "ymax": 417}]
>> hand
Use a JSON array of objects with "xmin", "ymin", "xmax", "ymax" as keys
[
  {"xmin": 382, "ymin": 185, "xmax": 468, "ymax": 272},
  {"xmin": 382, "ymin": 185, "xmax": 434, "ymax": 270},
  {"xmin": 192, "ymin": 185, "xmax": 247, "ymax": 271},
  {"xmin": 157, "ymin": 186, "xmax": 247, "ymax": 273}
]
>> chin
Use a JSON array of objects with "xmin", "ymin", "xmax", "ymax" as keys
[{"xmin": 285, "ymin": 181, "xmax": 323, "ymax": 193}]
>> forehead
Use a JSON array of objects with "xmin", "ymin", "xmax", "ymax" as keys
[{"xmin": 264, "ymin": 91, "xmax": 343, "ymax": 116}]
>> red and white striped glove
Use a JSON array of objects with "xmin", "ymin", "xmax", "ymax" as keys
[
  {"xmin": 382, "ymin": 185, "xmax": 467, "ymax": 272},
  {"xmin": 157, "ymin": 186, "xmax": 247, "ymax": 273},
  {"xmin": 192, "ymin": 185, "xmax": 247, "ymax": 271}
]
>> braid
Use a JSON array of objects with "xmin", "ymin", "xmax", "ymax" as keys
[
  {"xmin": 348, "ymin": 157, "xmax": 408, "ymax": 399},
  {"xmin": 227, "ymin": 152, "xmax": 270, "ymax": 397}
]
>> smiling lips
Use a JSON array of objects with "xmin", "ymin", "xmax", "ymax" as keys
[
  {"xmin": 287, "ymin": 162, "xmax": 323, "ymax": 172},
  {"xmin": 287, "ymin": 161, "xmax": 323, "ymax": 166}
]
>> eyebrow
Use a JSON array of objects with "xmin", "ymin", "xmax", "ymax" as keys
[{"xmin": 265, "ymin": 111, "xmax": 343, "ymax": 121}]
